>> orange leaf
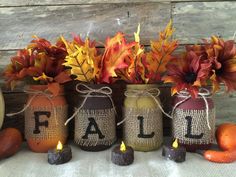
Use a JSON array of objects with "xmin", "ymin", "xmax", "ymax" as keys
[
  {"xmin": 54, "ymin": 71, "xmax": 72, "ymax": 84},
  {"xmin": 145, "ymin": 20, "xmax": 178, "ymax": 82},
  {"xmin": 47, "ymin": 82, "xmax": 60, "ymax": 96},
  {"xmin": 100, "ymin": 32, "xmax": 136, "ymax": 83}
]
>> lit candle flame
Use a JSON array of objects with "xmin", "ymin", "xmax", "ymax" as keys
[
  {"xmin": 172, "ymin": 139, "xmax": 178, "ymax": 149},
  {"xmin": 57, "ymin": 141, "xmax": 63, "ymax": 150},
  {"xmin": 120, "ymin": 141, "xmax": 126, "ymax": 152}
]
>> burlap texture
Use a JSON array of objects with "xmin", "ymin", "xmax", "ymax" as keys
[
  {"xmin": 173, "ymin": 108, "xmax": 215, "ymax": 145},
  {"xmin": 74, "ymin": 108, "xmax": 116, "ymax": 146},
  {"xmin": 123, "ymin": 108, "xmax": 163, "ymax": 151},
  {"xmin": 25, "ymin": 105, "xmax": 68, "ymax": 141}
]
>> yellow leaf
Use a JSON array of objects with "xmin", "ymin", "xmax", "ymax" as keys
[
  {"xmin": 62, "ymin": 35, "xmax": 101, "ymax": 83},
  {"xmin": 134, "ymin": 23, "xmax": 141, "ymax": 43},
  {"xmin": 33, "ymin": 72, "xmax": 52, "ymax": 82}
]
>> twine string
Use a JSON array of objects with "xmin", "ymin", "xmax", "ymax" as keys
[
  {"xmin": 117, "ymin": 88, "xmax": 172, "ymax": 126},
  {"xmin": 172, "ymin": 88, "xmax": 211, "ymax": 130},
  {"xmin": 64, "ymin": 83, "xmax": 116, "ymax": 126},
  {"xmin": 6, "ymin": 88, "xmax": 58, "ymax": 125},
  {"xmin": 233, "ymin": 31, "xmax": 236, "ymax": 40}
]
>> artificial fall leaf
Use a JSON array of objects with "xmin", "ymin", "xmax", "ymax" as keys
[
  {"xmin": 54, "ymin": 71, "xmax": 72, "ymax": 84},
  {"xmin": 61, "ymin": 35, "xmax": 101, "ymax": 83},
  {"xmin": 33, "ymin": 72, "xmax": 53, "ymax": 83},
  {"xmin": 116, "ymin": 24, "xmax": 147, "ymax": 83},
  {"xmin": 47, "ymin": 82, "xmax": 60, "ymax": 96},
  {"xmin": 145, "ymin": 20, "xmax": 178, "ymax": 82},
  {"xmin": 100, "ymin": 32, "xmax": 136, "ymax": 83},
  {"xmin": 128, "ymin": 24, "xmax": 147, "ymax": 83}
]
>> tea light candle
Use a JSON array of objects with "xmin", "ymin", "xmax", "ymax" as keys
[
  {"xmin": 162, "ymin": 139, "xmax": 186, "ymax": 163},
  {"xmin": 111, "ymin": 141, "xmax": 134, "ymax": 166},
  {"xmin": 48, "ymin": 141, "xmax": 72, "ymax": 165}
]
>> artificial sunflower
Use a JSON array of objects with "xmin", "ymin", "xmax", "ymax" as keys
[
  {"xmin": 187, "ymin": 36, "xmax": 236, "ymax": 93},
  {"xmin": 205, "ymin": 36, "xmax": 236, "ymax": 92},
  {"xmin": 163, "ymin": 51, "xmax": 211, "ymax": 98}
]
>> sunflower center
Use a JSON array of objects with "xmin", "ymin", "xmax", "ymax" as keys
[
  {"xmin": 184, "ymin": 72, "xmax": 197, "ymax": 84},
  {"xmin": 215, "ymin": 67, "xmax": 224, "ymax": 76}
]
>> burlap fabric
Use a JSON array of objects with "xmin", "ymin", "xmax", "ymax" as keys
[
  {"xmin": 25, "ymin": 105, "xmax": 68, "ymax": 141},
  {"xmin": 123, "ymin": 107, "xmax": 163, "ymax": 151},
  {"xmin": 173, "ymin": 108, "xmax": 215, "ymax": 145},
  {"xmin": 74, "ymin": 108, "xmax": 116, "ymax": 146}
]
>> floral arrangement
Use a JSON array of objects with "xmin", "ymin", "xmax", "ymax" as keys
[
  {"xmin": 61, "ymin": 20, "xmax": 178, "ymax": 85},
  {"xmin": 6, "ymin": 22, "xmax": 235, "ymax": 99},
  {"xmin": 116, "ymin": 20, "xmax": 178, "ymax": 84},
  {"xmin": 3, "ymin": 20, "xmax": 178, "ymax": 98},
  {"xmin": 163, "ymin": 36, "xmax": 236, "ymax": 98},
  {"xmin": 3, "ymin": 36, "xmax": 71, "ymax": 96}
]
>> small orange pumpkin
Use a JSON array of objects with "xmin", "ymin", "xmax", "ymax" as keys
[
  {"xmin": 0, "ymin": 128, "xmax": 22, "ymax": 159},
  {"xmin": 216, "ymin": 123, "xmax": 236, "ymax": 151},
  {"xmin": 204, "ymin": 123, "xmax": 236, "ymax": 163}
]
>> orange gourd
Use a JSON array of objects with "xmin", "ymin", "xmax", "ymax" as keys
[
  {"xmin": 204, "ymin": 123, "xmax": 236, "ymax": 163},
  {"xmin": 0, "ymin": 128, "xmax": 22, "ymax": 159}
]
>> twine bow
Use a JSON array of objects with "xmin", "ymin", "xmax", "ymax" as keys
[
  {"xmin": 64, "ymin": 83, "xmax": 116, "ymax": 126},
  {"xmin": 117, "ymin": 88, "xmax": 172, "ymax": 126},
  {"xmin": 6, "ymin": 88, "xmax": 58, "ymax": 125},
  {"xmin": 171, "ymin": 88, "xmax": 211, "ymax": 130}
]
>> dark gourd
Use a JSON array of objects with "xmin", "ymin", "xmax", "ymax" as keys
[{"xmin": 0, "ymin": 128, "xmax": 22, "ymax": 159}]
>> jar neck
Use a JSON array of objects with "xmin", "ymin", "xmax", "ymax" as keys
[
  {"xmin": 126, "ymin": 84, "xmax": 158, "ymax": 90},
  {"xmin": 177, "ymin": 89, "xmax": 212, "ymax": 98},
  {"xmin": 26, "ymin": 84, "xmax": 65, "ymax": 97}
]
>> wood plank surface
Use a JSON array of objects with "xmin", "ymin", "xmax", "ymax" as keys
[
  {"xmin": 0, "ymin": 51, "xmax": 14, "ymax": 70},
  {"xmin": 0, "ymin": 3, "xmax": 170, "ymax": 50},
  {"xmin": 213, "ymin": 92, "xmax": 236, "ymax": 125},
  {"xmin": 173, "ymin": 2, "xmax": 236, "ymax": 44},
  {"xmin": 0, "ymin": 0, "xmax": 220, "ymax": 7},
  {"xmin": 0, "ymin": 0, "xmax": 168, "ymax": 6}
]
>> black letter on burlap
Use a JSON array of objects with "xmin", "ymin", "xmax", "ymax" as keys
[
  {"xmin": 185, "ymin": 116, "xmax": 204, "ymax": 139},
  {"xmin": 82, "ymin": 117, "xmax": 105, "ymax": 139},
  {"xmin": 137, "ymin": 116, "xmax": 155, "ymax": 138},
  {"xmin": 33, "ymin": 111, "xmax": 51, "ymax": 134}
]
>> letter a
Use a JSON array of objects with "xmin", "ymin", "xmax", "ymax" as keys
[{"xmin": 82, "ymin": 117, "xmax": 105, "ymax": 139}]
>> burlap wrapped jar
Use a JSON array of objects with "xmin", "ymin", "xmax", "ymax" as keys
[
  {"xmin": 172, "ymin": 90, "xmax": 215, "ymax": 152},
  {"xmin": 123, "ymin": 84, "xmax": 163, "ymax": 151},
  {"xmin": 74, "ymin": 84, "xmax": 116, "ymax": 151},
  {"xmin": 24, "ymin": 85, "xmax": 68, "ymax": 153}
]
